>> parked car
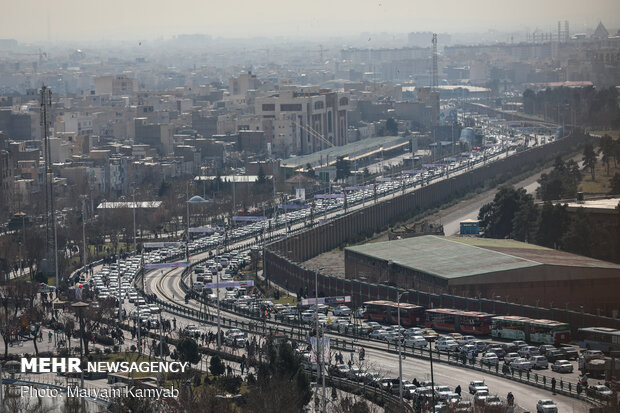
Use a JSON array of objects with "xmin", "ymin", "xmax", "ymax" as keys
[
  {"xmin": 481, "ymin": 353, "xmax": 499, "ymax": 365},
  {"xmin": 530, "ymin": 355, "xmax": 549, "ymax": 369},
  {"xmin": 551, "ymin": 360, "xmax": 573, "ymax": 373},
  {"xmin": 536, "ymin": 399, "xmax": 558, "ymax": 413},
  {"xmin": 473, "ymin": 390, "xmax": 489, "ymax": 404},
  {"xmin": 559, "ymin": 346, "xmax": 579, "ymax": 360},
  {"xmin": 468, "ymin": 380, "xmax": 488, "ymax": 395},
  {"xmin": 504, "ymin": 352, "xmax": 520, "ymax": 365},
  {"xmin": 332, "ymin": 305, "xmax": 351, "ymax": 317},
  {"xmin": 512, "ymin": 358, "xmax": 533, "ymax": 371},
  {"xmin": 586, "ymin": 385, "xmax": 613, "ymax": 400},
  {"xmin": 518, "ymin": 345, "xmax": 540, "ymax": 358}
]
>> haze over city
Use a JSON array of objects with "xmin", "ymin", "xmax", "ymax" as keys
[{"xmin": 2, "ymin": 0, "xmax": 619, "ymax": 43}]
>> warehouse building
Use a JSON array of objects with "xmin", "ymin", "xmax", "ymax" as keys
[{"xmin": 344, "ymin": 236, "xmax": 620, "ymax": 316}]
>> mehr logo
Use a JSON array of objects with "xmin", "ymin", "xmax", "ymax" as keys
[{"xmin": 21, "ymin": 358, "xmax": 82, "ymax": 373}]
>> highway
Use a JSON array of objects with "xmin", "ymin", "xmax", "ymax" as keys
[{"xmin": 132, "ymin": 135, "xmax": 594, "ymax": 411}]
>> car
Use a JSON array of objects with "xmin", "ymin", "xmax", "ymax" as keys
[
  {"xmin": 473, "ymin": 390, "xmax": 489, "ymax": 404},
  {"xmin": 488, "ymin": 346, "xmax": 506, "ymax": 359},
  {"xmin": 390, "ymin": 380, "xmax": 412, "ymax": 395},
  {"xmin": 538, "ymin": 344, "xmax": 556, "ymax": 356},
  {"xmin": 530, "ymin": 355, "xmax": 549, "ymax": 369},
  {"xmin": 456, "ymin": 335, "xmax": 476, "ymax": 345},
  {"xmin": 545, "ymin": 349, "xmax": 565, "ymax": 363},
  {"xmin": 485, "ymin": 395, "xmax": 502, "ymax": 407},
  {"xmin": 436, "ymin": 340, "xmax": 459, "ymax": 352},
  {"xmin": 536, "ymin": 399, "xmax": 558, "ymax": 413},
  {"xmin": 346, "ymin": 367, "xmax": 361, "ymax": 381},
  {"xmin": 182, "ymin": 325, "xmax": 200, "ymax": 338},
  {"xmin": 453, "ymin": 400, "xmax": 473, "ymax": 412},
  {"xmin": 586, "ymin": 384, "xmax": 613, "ymax": 400},
  {"xmin": 403, "ymin": 336, "xmax": 428, "ymax": 348},
  {"xmin": 550, "ymin": 359, "xmax": 573, "ymax": 373},
  {"xmin": 448, "ymin": 333, "xmax": 463, "ymax": 342},
  {"xmin": 504, "ymin": 352, "xmax": 519, "ymax": 365},
  {"xmin": 512, "ymin": 340, "xmax": 527, "ymax": 348},
  {"xmin": 369, "ymin": 329, "xmax": 387, "ymax": 340},
  {"xmin": 332, "ymin": 305, "xmax": 351, "ymax": 317},
  {"xmin": 511, "ymin": 357, "xmax": 533, "ymax": 371},
  {"xmin": 329, "ymin": 364, "xmax": 349, "ymax": 377},
  {"xmin": 433, "ymin": 385, "xmax": 452, "ymax": 401},
  {"xmin": 481, "ymin": 352, "xmax": 499, "ymax": 365},
  {"xmin": 468, "ymin": 380, "xmax": 488, "ymax": 395},
  {"xmin": 559, "ymin": 346, "xmax": 579, "ymax": 360},
  {"xmin": 518, "ymin": 345, "xmax": 540, "ymax": 358}
]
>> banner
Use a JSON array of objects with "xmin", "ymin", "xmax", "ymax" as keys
[
  {"xmin": 314, "ymin": 194, "xmax": 344, "ymax": 199},
  {"xmin": 144, "ymin": 262, "xmax": 189, "ymax": 269},
  {"xmin": 309, "ymin": 337, "xmax": 330, "ymax": 363},
  {"xmin": 302, "ymin": 296, "xmax": 351, "ymax": 306},
  {"xmin": 202, "ymin": 280, "xmax": 254, "ymax": 289},
  {"xmin": 278, "ymin": 204, "xmax": 310, "ymax": 210},
  {"xmin": 144, "ymin": 242, "xmax": 182, "ymax": 248},
  {"xmin": 295, "ymin": 188, "xmax": 306, "ymax": 201},
  {"xmin": 344, "ymin": 185, "xmax": 374, "ymax": 191},
  {"xmin": 232, "ymin": 216, "xmax": 267, "ymax": 222}
]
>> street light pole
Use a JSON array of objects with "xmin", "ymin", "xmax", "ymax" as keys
[{"xmin": 397, "ymin": 291, "xmax": 406, "ymax": 404}]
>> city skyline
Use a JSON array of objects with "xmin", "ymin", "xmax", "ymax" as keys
[{"xmin": 1, "ymin": 0, "xmax": 619, "ymax": 43}]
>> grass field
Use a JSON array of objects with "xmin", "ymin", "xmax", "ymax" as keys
[{"xmin": 579, "ymin": 159, "xmax": 619, "ymax": 195}]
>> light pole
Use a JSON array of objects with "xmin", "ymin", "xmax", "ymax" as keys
[
  {"xmin": 396, "ymin": 290, "xmax": 409, "ymax": 404},
  {"xmin": 314, "ymin": 266, "xmax": 325, "ymax": 413},
  {"xmin": 425, "ymin": 335, "xmax": 437, "ymax": 410},
  {"xmin": 71, "ymin": 301, "xmax": 89, "ymax": 413}
]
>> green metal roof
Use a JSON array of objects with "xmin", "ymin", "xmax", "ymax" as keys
[
  {"xmin": 281, "ymin": 135, "xmax": 409, "ymax": 169},
  {"xmin": 345, "ymin": 235, "xmax": 541, "ymax": 279}
]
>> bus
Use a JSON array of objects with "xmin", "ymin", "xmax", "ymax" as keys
[
  {"xmin": 577, "ymin": 327, "xmax": 620, "ymax": 353},
  {"xmin": 491, "ymin": 316, "xmax": 570, "ymax": 345},
  {"xmin": 425, "ymin": 309, "xmax": 495, "ymax": 335},
  {"xmin": 362, "ymin": 301, "xmax": 425, "ymax": 327}
]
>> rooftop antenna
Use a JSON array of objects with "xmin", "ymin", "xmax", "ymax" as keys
[{"xmin": 41, "ymin": 85, "xmax": 59, "ymax": 291}]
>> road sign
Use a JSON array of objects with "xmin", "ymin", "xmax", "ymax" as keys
[
  {"xmin": 302, "ymin": 296, "xmax": 351, "ymax": 306},
  {"xmin": 203, "ymin": 280, "xmax": 255, "ymax": 289},
  {"xmin": 232, "ymin": 216, "xmax": 267, "ymax": 222},
  {"xmin": 314, "ymin": 194, "xmax": 344, "ymax": 199},
  {"xmin": 278, "ymin": 204, "xmax": 310, "ymax": 210},
  {"xmin": 344, "ymin": 185, "xmax": 374, "ymax": 191},
  {"xmin": 144, "ymin": 262, "xmax": 189, "ymax": 269},
  {"xmin": 189, "ymin": 227, "xmax": 221, "ymax": 233},
  {"xmin": 144, "ymin": 242, "xmax": 182, "ymax": 248}
]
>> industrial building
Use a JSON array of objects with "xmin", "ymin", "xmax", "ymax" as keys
[{"xmin": 344, "ymin": 236, "xmax": 620, "ymax": 316}]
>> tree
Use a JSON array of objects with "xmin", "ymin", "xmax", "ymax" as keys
[
  {"xmin": 535, "ymin": 202, "xmax": 570, "ymax": 249},
  {"xmin": 385, "ymin": 118, "xmax": 398, "ymax": 136},
  {"xmin": 610, "ymin": 173, "xmax": 620, "ymax": 195},
  {"xmin": 257, "ymin": 166, "xmax": 267, "ymax": 185},
  {"xmin": 478, "ymin": 186, "xmax": 531, "ymax": 239},
  {"xmin": 583, "ymin": 143, "xmax": 597, "ymax": 180},
  {"xmin": 536, "ymin": 157, "xmax": 582, "ymax": 201},
  {"xmin": 177, "ymin": 337, "xmax": 201, "ymax": 365},
  {"xmin": 599, "ymin": 135, "xmax": 614, "ymax": 175},
  {"xmin": 511, "ymin": 194, "xmax": 538, "ymax": 242},
  {"xmin": 209, "ymin": 355, "xmax": 225, "ymax": 376},
  {"xmin": 561, "ymin": 208, "xmax": 593, "ymax": 256},
  {"xmin": 335, "ymin": 156, "xmax": 351, "ymax": 182}
]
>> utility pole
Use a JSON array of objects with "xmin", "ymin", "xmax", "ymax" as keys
[{"xmin": 81, "ymin": 197, "xmax": 87, "ymax": 270}]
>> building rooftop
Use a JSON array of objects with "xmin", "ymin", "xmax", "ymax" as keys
[
  {"xmin": 345, "ymin": 235, "xmax": 620, "ymax": 279},
  {"xmin": 281, "ymin": 135, "xmax": 409, "ymax": 170}
]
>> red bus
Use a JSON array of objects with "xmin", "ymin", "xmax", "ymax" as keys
[
  {"xmin": 362, "ymin": 301, "xmax": 425, "ymax": 327},
  {"xmin": 425, "ymin": 308, "xmax": 495, "ymax": 335}
]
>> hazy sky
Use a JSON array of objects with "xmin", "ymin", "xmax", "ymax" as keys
[{"xmin": 2, "ymin": 0, "xmax": 619, "ymax": 43}]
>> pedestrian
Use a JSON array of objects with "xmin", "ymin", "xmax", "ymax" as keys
[
  {"xmin": 48, "ymin": 331, "xmax": 52, "ymax": 343},
  {"xmin": 455, "ymin": 385, "xmax": 461, "ymax": 396},
  {"xmin": 551, "ymin": 377, "xmax": 556, "ymax": 394}
]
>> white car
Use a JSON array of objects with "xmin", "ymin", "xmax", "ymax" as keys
[
  {"xmin": 403, "ymin": 336, "xmax": 428, "ymax": 348},
  {"xmin": 481, "ymin": 352, "xmax": 499, "ymax": 365},
  {"xmin": 473, "ymin": 389, "xmax": 489, "ymax": 403},
  {"xmin": 435, "ymin": 340, "xmax": 459, "ymax": 352},
  {"xmin": 550, "ymin": 360, "xmax": 573, "ymax": 373},
  {"xmin": 332, "ymin": 305, "xmax": 351, "ymax": 317},
  {"xmin": 530, "ymin": 355, "xmax": 549, "ymax": 369},
  {"xmin": 511, "ymin": 357, "xmax": 533, "ymax": 371},
  {"xmin": 468, "ymin": 380, "xmax": 488, "ymax": 395},
  {"xmin": 504, "ymin": 352, "xmax": 520, "ymax": 365},
  {"xmin": 536, "ymin": 399, "xmax": 558, "ymax": 413}
]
